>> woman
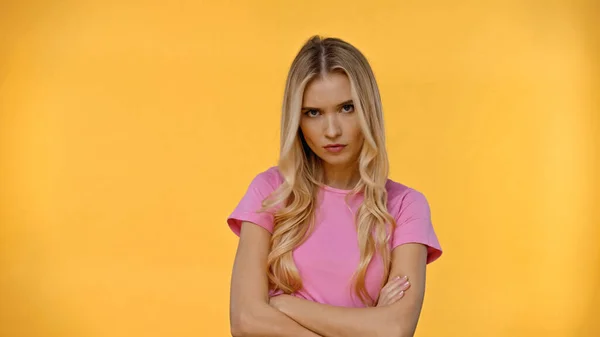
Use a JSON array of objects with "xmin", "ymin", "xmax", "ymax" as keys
[{"xmin": 227, "ymin": 35, "xmax": 442, "ymax": 337}]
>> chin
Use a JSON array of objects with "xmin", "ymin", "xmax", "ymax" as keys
[{"xmin": 319, "ymin": 153, "xmax": 353, "ymax": 166}]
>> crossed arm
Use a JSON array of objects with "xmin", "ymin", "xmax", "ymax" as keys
[
  {"xmin": 230, "ymin": 221, "xmax": 429, "ymax": 337},
  {"xmin": 229, "ymin": 222, "xmax": 321, "ymax": 337}
]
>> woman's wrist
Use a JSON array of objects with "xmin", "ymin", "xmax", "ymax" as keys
[{"xmin": 269, "ymin": 294, "xmax": 292, "ymax": 314}]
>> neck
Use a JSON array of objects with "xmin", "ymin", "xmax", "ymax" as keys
[{"xmin": 322, "ymin": 162, "xmax": 360, "ymax": 190}]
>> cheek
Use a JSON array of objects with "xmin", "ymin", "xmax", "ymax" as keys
[
  {"xmin": 300, "ymin": 121, "xmax": 319, "ymax": 145},
  {"xmin": 347, "ymin": 120, "xmax": 363, "ymax": 142}
]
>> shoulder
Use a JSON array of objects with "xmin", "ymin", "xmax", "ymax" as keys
[
  {"xmin": 385, "ymin": 178, "xmax": 430, "ymax": 217},
  {"xmin": 385, "ymin": 178, "xmax": 422, "ymax": 203},
  {"xmin": 248, "ymin": 165, "xmax": 284, "ymax": 191}
]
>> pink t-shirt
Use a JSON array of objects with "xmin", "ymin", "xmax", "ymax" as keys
[{"xmin": 227, "ymin": 166, "xmax": 442, "ymax": 308}]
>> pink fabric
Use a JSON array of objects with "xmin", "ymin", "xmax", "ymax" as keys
[{"xmin": 227, "ymin": 166, "xmax": 442, "ymax": 308}]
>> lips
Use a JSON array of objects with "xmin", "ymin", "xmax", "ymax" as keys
[{"xmin": 323, "ymin": 144, "xmax": 346, "ymax": 153}]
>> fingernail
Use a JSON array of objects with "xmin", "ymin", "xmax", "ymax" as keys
[{"xmin": 400, "ymin": 275, "xmax": 408, "ymax": 282}]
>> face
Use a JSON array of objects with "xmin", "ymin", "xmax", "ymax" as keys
[{"xmin": 299, "ymin": 71, "xmax": 364, "ymax": 169}]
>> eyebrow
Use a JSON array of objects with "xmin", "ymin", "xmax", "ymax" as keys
[{"xmin": 301, "ymin": 99, "xmax": 354, "ymax": 111}]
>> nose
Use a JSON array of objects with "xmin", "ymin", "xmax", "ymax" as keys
[{"xmin": 324, "ymin": 113, "xmax": 342, "ymax": 139}]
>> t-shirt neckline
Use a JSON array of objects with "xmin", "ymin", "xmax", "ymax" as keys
[{"xmin": 321, "ymin": 184, "xmax": 354, "ymax": 194}]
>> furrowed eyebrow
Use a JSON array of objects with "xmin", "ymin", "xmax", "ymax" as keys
[{"xmin": 301, "ymin": 100, "xmax": 354, "ymax": 111}]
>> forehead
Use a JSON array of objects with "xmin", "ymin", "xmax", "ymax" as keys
[{"xmin": 302, "ymin": 72, "xmax": 352, "ymax": 107}]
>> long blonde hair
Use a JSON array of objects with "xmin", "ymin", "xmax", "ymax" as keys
[{"xmin": 260, "ymin": 35, "xmax": 396, "ymax": 307}]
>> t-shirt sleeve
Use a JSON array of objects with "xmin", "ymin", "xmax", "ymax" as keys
[
  {"xmin": 391, "ymin": 189, "xmax": 443, "ymax": 264},
  {"xmin": 227, "ymin": 169, "xmax": 278, "ymax": 236}
]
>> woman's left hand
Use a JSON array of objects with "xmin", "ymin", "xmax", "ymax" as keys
[{"xmin": 376, "ymin": 275, "xmax": 411, "ymax": 307}]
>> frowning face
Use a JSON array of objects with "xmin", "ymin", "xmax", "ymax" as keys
[{"xmin": 300, "ymin": 71, "xmax": 364, "ymax": 170}]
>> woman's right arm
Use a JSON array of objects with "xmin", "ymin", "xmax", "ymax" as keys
[{"xmin": 229, "ymin": 221, "xmax": 321, "ymax": 337}]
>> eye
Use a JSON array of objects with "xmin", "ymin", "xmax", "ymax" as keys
[
  {"xmin": 304, "ymin": 109, "xmax": 321, "ymax": 117},
  {"xmin": 341, "ymin": 104, "xmax": 354, "ymax": 113}
]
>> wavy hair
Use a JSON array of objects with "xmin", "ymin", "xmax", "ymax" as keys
[{"xmin": 260, "ymin": 35, "xmax": 396, "ymax": 307}]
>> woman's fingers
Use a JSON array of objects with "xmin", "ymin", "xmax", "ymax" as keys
[
  {"xmin": 388, "ymin": 280, "xmax": 411, "ymax": 299},
  {"xmin": 393, "ymin": 290, "xmax": 405, "ymax": 301},
  {"xmin": 386, "ymin": 276, "xmax": 408, "ymax": 291},
  {"xmin": 377, "ymin": 276, "xmax": 410, "ymax": 306},
  {"xmin": 380, "ymin": 278, "xmax": 402, "ymax": 298}
]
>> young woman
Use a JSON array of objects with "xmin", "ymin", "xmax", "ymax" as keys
[{"xmin": 227, "ymin": 35, "xmax": 443, "ymax": 337}]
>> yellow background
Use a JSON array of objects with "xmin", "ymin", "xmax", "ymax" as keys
[{"xmin": 1, "ymin": 1, "xmax": 598, "ymax": 336}]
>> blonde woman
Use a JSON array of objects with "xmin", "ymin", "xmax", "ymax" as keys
[{"xmin": 227, "ymin": 36, "xmax": 442, "ymax": 337}]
